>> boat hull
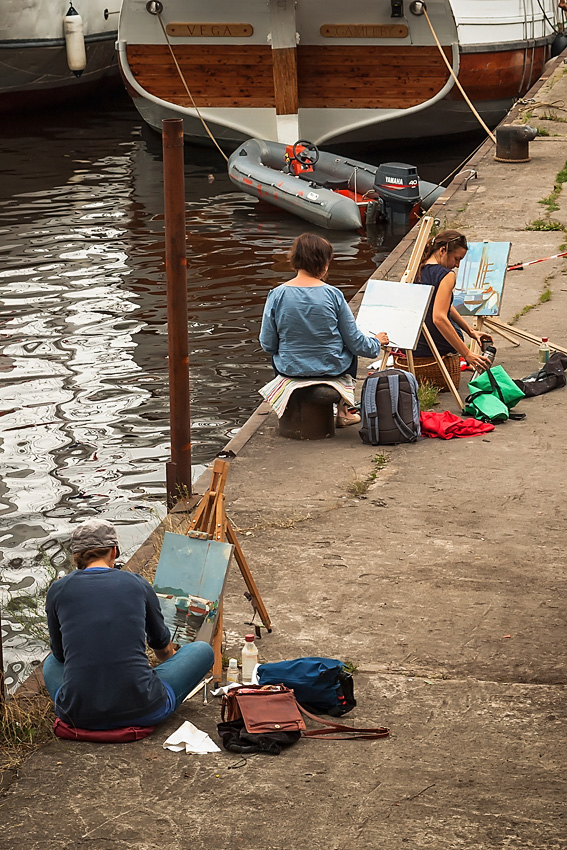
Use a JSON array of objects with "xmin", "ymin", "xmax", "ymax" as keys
[
  {"xmin": 0, "ymin": 0, "xmax": 121, "ymax": 111},
  {"xmin": 118, "ymin": 0, "xmax": 558, "ymax": 147},
  {"xmin": 0, "ymin": 38, "xmax": 119, "ymax": 111}
]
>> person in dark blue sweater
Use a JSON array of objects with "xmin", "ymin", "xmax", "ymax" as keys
[{"xmin": 43, "ymin": 519, "xmax": 214, "ymax": 730}]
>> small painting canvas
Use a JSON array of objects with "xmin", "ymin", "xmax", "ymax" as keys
[
  {"xmin": 356, "ymin": 279, "xmax": 434, "ymax": 350},
  {"xmin": 454, "ymin": 242, "xmax": 511, "ymax": 316},
  {"xmin": 153, "ymin": 531, "xmax": 233, "ymax": 646}
]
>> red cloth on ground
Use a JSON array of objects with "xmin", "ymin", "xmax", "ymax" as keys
[
  {"xmin": 53, "ymin": 718, "xmax": 155, "ymax": 742},
  {"xmin": 420, "ymin": 410, "xmax": 495, "ymax": 439}
]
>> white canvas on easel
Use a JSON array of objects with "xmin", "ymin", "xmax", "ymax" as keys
[{"xmin": 356, "ymin": 279, "xmax": 434, "ymax": 350}]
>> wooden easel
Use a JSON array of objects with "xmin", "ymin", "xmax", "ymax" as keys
[
  {"xmin": 378, "ymin": 216, "xmax": 464, "ymax": 408},
  {"xmin": 482, "ymin": 316, "xmax": 567, "ymax": 356},
  {"xmin": 186, "ymin": 458, "xmax": 271, "ymax": 685}
]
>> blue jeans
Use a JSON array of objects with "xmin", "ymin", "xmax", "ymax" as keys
[
  {"xmin": 153, "ymin": 641, "xmax": 214, "ymax": 709},
  {"xmin": 43, "ymin": 641, "xmax": 214, "ymax": 718}
]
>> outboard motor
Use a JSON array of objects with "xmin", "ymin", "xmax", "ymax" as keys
[{"xmin": 373, "ymin": 162, "xmax": 420, "ymax": 228}]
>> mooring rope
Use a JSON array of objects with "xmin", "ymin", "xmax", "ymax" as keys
[
  {"xmin": 422, "ymin": 6, "xmax": 497, "ymax": 144},
  {"xmin": 517, "ymin": 99, "xmax": 567, "ymax": 115},
  {"xmin": 157, "ymin": 14, "xmax": 229, "ymax": 162}
]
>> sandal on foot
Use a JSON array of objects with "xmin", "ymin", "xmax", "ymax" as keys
[{"xmin": 336, "ymin": 412, "xmax": 361, "ymax": 427}]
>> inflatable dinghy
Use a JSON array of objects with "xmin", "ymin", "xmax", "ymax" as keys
[{"xmin": 228, "ymin": 139, "xmax": 444, "ymax": 231}]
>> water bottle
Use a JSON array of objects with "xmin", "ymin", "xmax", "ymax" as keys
[
  {"xmin": 538, "ymin": 337, "xmax": 550, "ymax": 365},
  {"xmin": 241, "ymin": 634, "xmax": 259, "ymax": 683},
  {"xmin": 471, "ymin": 344, "xmax": 496, "ymax": 381},
  {"xmin": 226, "ymin": 657, "xmax": 239, "ymax": 685}
]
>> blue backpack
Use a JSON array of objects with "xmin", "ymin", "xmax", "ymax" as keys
[
  {"xmin": 257, "ymin": 657, "xmax": 356, "ymax": 716},
  {"xmin": 359, "ymin": 369, "xmax": 421, "ymax": 445}
]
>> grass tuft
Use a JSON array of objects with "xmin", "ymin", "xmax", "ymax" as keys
[
  {"xmin": 510, "ymin": 284, "xmax": 552, "ymax": 324},
  {"xmin": 235, "ymin": 512, "xmax": 313, "ymax": 534},
  {"xmin": 346, "ymin": 453, "xmax": 389, "ymax": 497},
  {"xmin": 346, "ymin": 475, "xmax": 372, "ymax": 497},
  {"xmin": 418, "ymin": 381, "xmax": 440, "ymax": 411},
  {"xmin": 1, "ymin": 687, "xmax": 55, "ymax": 778},
  {"xmin": 525, "ymin": 219, "xmax": 564, "ymax": 231},
  {"xmin": 535, "ymin": 160, "xmax": 567, "ymax": 215}
]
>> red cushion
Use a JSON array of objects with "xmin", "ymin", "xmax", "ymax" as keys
[{"xmin": 53, "ymin": 718, "xmax": 155, "ymax": 742}]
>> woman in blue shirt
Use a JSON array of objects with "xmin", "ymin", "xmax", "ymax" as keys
[{"xmin": 260, "ymin": 233, "xmax": 388, "ymax": 426}]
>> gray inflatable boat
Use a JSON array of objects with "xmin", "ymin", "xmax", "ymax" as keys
[{"xmin": 228, "ymin": 138, "xmax": 443, "ymax": 231}]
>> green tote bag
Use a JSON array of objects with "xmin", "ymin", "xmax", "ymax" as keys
[{"xmin": 463, "ymin": 365, "xmax": 526, "ymax": 423}]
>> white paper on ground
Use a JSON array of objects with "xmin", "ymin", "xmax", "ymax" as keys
[{"xmin": 163, "ymin": 720, "xmax": 220, "ymax": 754}]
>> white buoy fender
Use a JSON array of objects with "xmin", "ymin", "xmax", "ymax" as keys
[{"xmin": 63, "ymin": 5, "xmax": 87, "ymax": 77}]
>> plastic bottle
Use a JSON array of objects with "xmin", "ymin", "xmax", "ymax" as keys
[
  {"xmin": 226, "ymin": 657, "xmax": 239, "ymax": 685},
  {"xmin": 538, "ymin": 337, "xmax": 550, "ymax": 365},
  {"xmin": 241, "ymin": 634, "xmax": 259, "ymax": 683}
]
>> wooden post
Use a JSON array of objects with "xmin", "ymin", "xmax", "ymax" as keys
[
  {"xmin": 269, "ymin": 0, "xmax": 299, "ymax": 143},
  {"xmin": 162, "ymin": 118, "xmax": 192, "ymax": 508},
  {"xmin": 483, "ymin": 320, "xmax": 520, "ymax": 346}
]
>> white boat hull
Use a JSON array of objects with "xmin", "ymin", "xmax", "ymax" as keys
[{"xmin": 117, "ymin": 0, "xmax": 560, "ymax": 147}]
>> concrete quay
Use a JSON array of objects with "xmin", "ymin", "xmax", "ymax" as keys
[{"xmin": 1, "ymin": 60, "xmax": 567, "ymax": 850}]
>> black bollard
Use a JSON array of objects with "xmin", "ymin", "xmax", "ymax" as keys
[{"xmin": 494, "ymin": 124, "xmax": 538, "ymax": 163}]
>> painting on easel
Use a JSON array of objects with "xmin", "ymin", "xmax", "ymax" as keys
[
  {"xmin": 357, "ymin": 279, "xmax": 434, "ymax": 350},
  {"xmin": 153, "ymin": 531, "xmax": 233, "ymax": 647},
  {"xmin": 454, "ymin": 242, "xmax": 511, "ymax": 316}
]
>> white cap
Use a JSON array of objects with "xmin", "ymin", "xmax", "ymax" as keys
[{"xmin": 228, "ymin": 658, "xmax": 238, "ymax": 669}]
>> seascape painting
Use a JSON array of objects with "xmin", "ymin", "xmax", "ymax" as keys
[
  {"xmin": 153, "ymin": 532, "xmax": 233, "ymax": 646},
  {"xmin": 454, "ymin": 242, "xmax": 511, "ymax": 317}
]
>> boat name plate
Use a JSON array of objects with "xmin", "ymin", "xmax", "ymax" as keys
[
  {"xmin": 320, "ymin": 24, "xmax": 408, "ymax": 38},
  {"xmin": 166, "ymin": 23, "xmax": 254, "ymax": 38}
]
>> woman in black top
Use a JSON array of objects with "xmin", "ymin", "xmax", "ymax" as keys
[{"xmin": 414, "ymin": 230, "xmax": 492, "ymax": 372}]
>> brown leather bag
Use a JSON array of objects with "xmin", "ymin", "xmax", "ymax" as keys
[
  {"xmin": 221, "ymin": 685, "xmax": 306, "ymax": 734},
  {"xmin": 221, "ymin": 684, "xmax": 389, "ymax": 740}
]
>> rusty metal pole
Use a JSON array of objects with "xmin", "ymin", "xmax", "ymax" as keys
[{"xmin": 162, "ymin": 118, "xmax": 192, "ymax": 508}]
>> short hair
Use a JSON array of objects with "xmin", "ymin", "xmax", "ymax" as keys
[
  {"xmin": 288, "ymin": 233, "xmax": 333, "ymax": 278},
  {"xmin": 74, "ymin": 547, "xmax": 115, "ymax": 570}
]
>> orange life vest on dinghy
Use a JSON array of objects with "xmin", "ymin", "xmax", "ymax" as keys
[{"xmin": 285, "ymin": 144, "xmax": 315, "ymax": 177}]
